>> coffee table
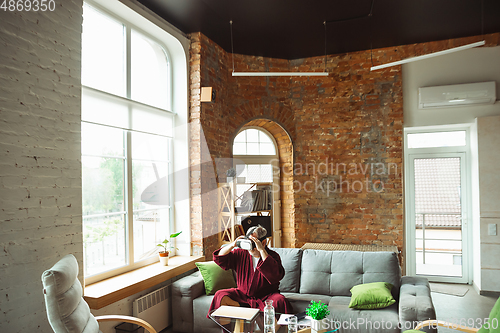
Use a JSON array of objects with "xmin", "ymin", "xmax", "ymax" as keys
[{"xmin": 208, "ymin": 309, "xmax": 311, "ymax": 333}]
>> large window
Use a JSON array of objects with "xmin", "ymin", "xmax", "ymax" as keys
[{"xmin": 82, "ymin": 2, "xmax": 175, "ymax": 282}]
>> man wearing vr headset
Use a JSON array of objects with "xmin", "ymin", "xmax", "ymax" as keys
[{"xmin": 207, "ymin": 225, "xmax": 293, "ymax": 317}]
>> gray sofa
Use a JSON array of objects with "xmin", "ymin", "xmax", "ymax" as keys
[{"xmin": 172, "ymin": 248, "xmax": 436, "ymax": 333}]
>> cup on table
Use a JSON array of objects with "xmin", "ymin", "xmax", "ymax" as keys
[{"xmin": 287, "ymin": 315, "xmax": 297, "ymax": 333}]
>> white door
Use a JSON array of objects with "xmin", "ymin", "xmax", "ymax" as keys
[{"xmin": 407, "ymin": 153, "xmax": 469, "ymax": 283}]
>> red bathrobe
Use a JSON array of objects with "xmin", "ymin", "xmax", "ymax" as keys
[{"xmin": 207, "ymin": 246, "xmax": 293, "ymax": 316}]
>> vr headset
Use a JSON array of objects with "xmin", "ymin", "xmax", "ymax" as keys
[{"xmin": 235, "ymin": 234, "xmax": 267, "ymax": 251}]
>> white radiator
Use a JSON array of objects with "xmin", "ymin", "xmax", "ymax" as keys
[{"xmin": 133, "ymin": 285, "xmax": 171, "ymax": 332}]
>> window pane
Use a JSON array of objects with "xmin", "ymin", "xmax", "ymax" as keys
[
  {"xmin": 83, "ymin": 214, "xmax": 126, "ymax": 277},
  {"xmin": 133, "ymin": 209, "xmax": 169, "ymax": 262},
  {"xmin": 131, "ymin": 103, "xmax": 173, "ymax": 137},
  {"xmin": 132, "ymin": 131, "xmax": 171, "ymax": 262},
  {"xmin": 132, "ymin": 132, "xmax": 169, "ymax": 162},
  {"xmin": 259, "ymin": 132, "xmax": 272, "ymax": 143},
  {"xmin": 246, "ymin": 165, "xmax": 260, "ymax": 183},
  {"xmin": 82, "ymin": 88, "xmax": 173, "ymax": 137},
  {"xmin": 82, "ymin": 156, "xmax": 125, "ymax": 215},
  {"xmin": 260, "ymin": 164, "xmax": 273, "ymax": 182},
  {"xmin": 246, "ymin": 129, "xmax": 259, "ymax": 142},
  {"xmin": 407, "ymin": 131, "xmax": 466, "ymax": 148},
  {"xmin": 260, "ymin": 143, "xmax": 276, "ymax": 155},
  {"xmin": 232, "ymin": 129, "xmax": 276, "ymax": 156},
  {"xmin": 234, "ymin": 132, "xmax": 246, "ymax": 143},
  {"xmin": 82, "ymin": 3, "xmax": 125, "ymax": 96},
  {"xmin": 82, "ymin": 123, "xmax": 124, "ymax": 157},
  {"xmin": 233, "ymin": 142, "xmax": 246, "ymax": 155},
  {"xmin": 247, "ymin": 143, "xmax": 259, "ymax": 155},
  {"xmin": 244, "ymin": 164, "xmax": 274, "ymax": 183},
  {"xmin": 82, "ymin": 87, "xmax": 130, "ymax": 130},
  {"xmin": 133, "ymin": 160, "xmax": 169, "ymax": 209},
  {"xmin": 131, "ymin": 30, "xmax": 170, "ymax": 110}
]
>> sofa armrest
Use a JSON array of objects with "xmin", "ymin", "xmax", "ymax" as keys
[
  {"xmin": 399, "ymin": 276, "xmax": 437, "ymax": 333},
  {"xmin": 172, "ymin": 271, "xmax": 206, "ymax": 332}
]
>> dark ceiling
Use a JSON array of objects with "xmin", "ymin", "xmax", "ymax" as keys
[{"xmin": 138, "ymin": 0, "xmax": 500, "ymax": 60}]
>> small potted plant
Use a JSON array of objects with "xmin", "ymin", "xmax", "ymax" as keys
[
  {"xmin": 157, "ymin": 231, "xmax": 182, "ymax": 266},
  {"xmin": 306, "ymin": 300, "xmax": 330, "ymax": 333}
]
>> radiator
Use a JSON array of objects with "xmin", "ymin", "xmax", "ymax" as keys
[{"xmin": 132, "ymin": 285, "xmax": 171, "ymax": 332}]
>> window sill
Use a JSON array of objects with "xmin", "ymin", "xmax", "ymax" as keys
[{"xmin": 84, "ymin": 255, "xmax": 204, "ymax": 309}]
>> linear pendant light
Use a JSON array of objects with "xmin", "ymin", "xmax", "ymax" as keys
[
  {"xmin": 231, "ymin": 72, "xmax": 329, "ymax": 77},
  {"xmin": 370, "ymin": 40, "xmax": 485, "ymax": 71}
]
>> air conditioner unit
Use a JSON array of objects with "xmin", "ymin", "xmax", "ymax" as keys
[{"xmin": 418, "ymin": 81, "xmax": 496, "ymax": 109}]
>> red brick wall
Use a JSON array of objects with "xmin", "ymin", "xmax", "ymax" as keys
[
  {"xmin": 289, "ymin": 53, "xmax": 404, "ymax": 249},
  {"xmin": 189, "ymin": 32, "xmax": 500, "ymax": 258}
]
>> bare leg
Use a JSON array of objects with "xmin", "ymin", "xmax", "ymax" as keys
[
  {"xmin": 219, "ymin": 296, "xmax": 240, "ymax": 325},
  {"xmin": 221, "ymin": 296, "xmax": 240, "ymax": 307}
]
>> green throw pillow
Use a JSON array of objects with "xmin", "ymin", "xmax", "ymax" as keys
[
  {"xmin": 349, "ymin": 282, "xmax": 396, "ymax": 310},
  {"xmin": 195, "ymin": 261, "xmax": 237, "ymax": 295},
  {"xmin": 478, "ymin": 297, "xmax": 500, "ymax": 333}
]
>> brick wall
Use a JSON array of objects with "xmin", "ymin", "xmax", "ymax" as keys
[
  {"xmin": 289, "ymin": 52, "xmax": 404, "ymax": 249},
  {"xmin": 0, "ymin": 2, "xmax": 83, "ymax": 332},
  {"xmin": 189, "ymin": 32, "xmax": 500, "ymax": 257}
]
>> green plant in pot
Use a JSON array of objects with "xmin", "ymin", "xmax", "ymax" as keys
[
  {"xmin": 157, "ymin": 231, "xmax": 182, "ymax": 266},
  {"xmin": 306, "ymin": 300, "xmax": 331, "ymax": 333}
]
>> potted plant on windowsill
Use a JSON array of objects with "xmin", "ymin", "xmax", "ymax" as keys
[
  {"xmin": 157, "ymin": 231, "xmax": 182, "ymax": 266},
  {"xmin": 306, "ymin": 300, "xmax": 331, "ymax": 333}
]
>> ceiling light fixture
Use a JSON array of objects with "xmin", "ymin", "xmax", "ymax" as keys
[
  {"xmin": 370, "ymin": 40, "xmax": 486, "ymax": 71},
  {"xmin": 230, "ymin": 21, "xmax": 329, "ymax": 77},
  {"xmin": 232, "ymin": 72, "xmax": 328, "ymax": 77}
]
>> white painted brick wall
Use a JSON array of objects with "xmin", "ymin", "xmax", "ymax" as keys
[{"xmin": 0, "ymin": 1, "xmax": 83, "ymax": 332}]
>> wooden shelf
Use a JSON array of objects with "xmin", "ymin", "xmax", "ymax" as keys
[
  {"xmin": 84, "ymin": 255, "xmax": 204, "ymax": 309},
  {"xmin": 218, "ymin": 181, "xmax": 273, "ymax": 247}
]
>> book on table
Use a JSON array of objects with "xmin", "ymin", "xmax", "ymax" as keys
[{"xmin": 211, "ymin": 305, "xmax": 260, "ymax": 321}]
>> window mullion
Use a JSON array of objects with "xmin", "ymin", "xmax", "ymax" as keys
[
  {"xmin": 168, "ymin": 138, "xmax": 174, "ymax": 253},
  {"xmin": 126, "ymin": 25, "xmax": 132, "ymax": 99},
  {"xmin": 125, "ymin": 130, "xmax": 134, "ymax": 265},
  {"xmin": 125, "ymin": 26, "xmax": 134, "ymax": 266}
]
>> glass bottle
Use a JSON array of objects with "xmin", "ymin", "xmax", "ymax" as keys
[
  {"xmin": 287, "ymin": 315, "xmax": 298, "ymax": 333},
  {"xmin": 263, "ymin": 299, "xmax": 275, "ymax": 333}
]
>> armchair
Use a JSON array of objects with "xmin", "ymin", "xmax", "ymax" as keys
[{"xmin": 41, "ymin": 254, "xmax": 157, "ymax": 333}]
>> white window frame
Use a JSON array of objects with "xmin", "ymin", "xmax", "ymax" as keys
[
  {"xmin": 82, "ymin": 0, "xmax": 190, "ymax": 284},
  {"xmin": 404, "ymin": 124, "xmax": 473, "ymax": 284}
]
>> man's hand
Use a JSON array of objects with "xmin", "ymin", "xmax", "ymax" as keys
[{"xmin": 248, "ymin": 235, "xmax": 268, "ymax": 260}]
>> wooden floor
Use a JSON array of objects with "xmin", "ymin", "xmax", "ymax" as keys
[{"xmin": 430, "ymin": 283, "xmax": 498, "ymax": 332}]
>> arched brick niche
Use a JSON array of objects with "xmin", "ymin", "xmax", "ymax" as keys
[{"xmin": 234, "ymin": 118, "xmax": 296, "ymax": 248}]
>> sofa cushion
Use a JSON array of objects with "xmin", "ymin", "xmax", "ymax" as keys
[
  {"xmin": 300, "ymin": 250, "xmax": 401, "ymax": 298},
  {"xmin": 271, "ymin": 247, "xmax": 303, "ymax": 293},
  {"xmin": 300, "ymin": 250, "xmax": 363, "ymax": 296},
  {"xmin": 195, "ymin": 261, "xmax": 236, "ymax": 295},
  {"xmin": 361, "ymin": 252, "xmax": 401, "ymax": 300},
  {"xmin": 328, "ymin": 296, "xmax": 400, "ymax": 333},
  {"xmin": 348, "ymin": 282, "xmax": 396, "ymax": 310}
]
